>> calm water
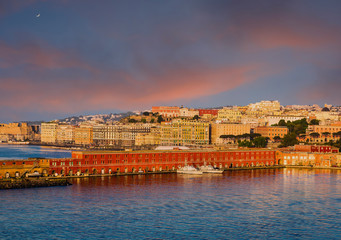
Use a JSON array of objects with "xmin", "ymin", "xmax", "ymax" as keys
[
  {"xmin": 0, "ymin": 144, "xmax": 71, "ymax": 160},
  {"xmin": 1, "ymin": 168, "xmax": 341, "ymax": 239}
]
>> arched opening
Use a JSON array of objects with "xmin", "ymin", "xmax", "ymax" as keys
[
  {"xmin": 109, "ymin": 168, "xmax": 112, "ymax": 174},
  {"xmin": 69, "ymin": 170, "xmax": 73, "ymax": 176},
  {"xmin": 51, "ymin": 170, "xmax": 55, "ymax": 176},
  {"xmin": 230, "ymin": 163, "xmax": 233, "ymax": 168},
  {"xmin": 61, "ymin": 170, "xmax": 65, "ymax": 175},
  {"xmin": 172, "ymin": 166, "xmax": 175, "ymax": 171},
  {"xmin": 92, "ymin": 168, "xmax": 97, "ymax": 175},
  {"xmin": 42, "ymin": 169, "xmax": 48, "ymax": 176},
  {"xmin": 145, "ymin": 167, "xmax": 149, "ymax": 172},
  {"xmin": 152, "ymin": 166, "xmax": 156, "ymax": 172},
  {"xmin": 101, "ymin": 168, "xmax": 105, "ymax": 174},
  {"xmin": 166, "ymin": 166, "xmax": 169, "ymax": 171},
  {"xmin": 132, "ymin": 167, "xmax": 136, "ymax": 173},
  {"xmin": 15, "ymin": 172, "xmax": 20, "ymax": 178},
  {"xmin": 5, "ymin": 172, "xmax": 10, "ymax": 178},
  {"xmin": 159, "ymin": 166, "xmax": 162, "ymax": 171},
  {"xmin": 124, "ymin": 167, "xmax": 128, "ymax": 173},
  {"xmin": 85, "ymin": 169, "xmax": 89, "ymax": 175},
  {"xmin": 246, "ymin": 163, "xmax": 249, "ymax": 167},
  {"xmin": 77, "ymin": 169, "xmax": 81, "ymax": 176}
]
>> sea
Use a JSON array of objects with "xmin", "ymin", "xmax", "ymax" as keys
[
  {"xmin": 0, "ymin": 144, "xmax": 71, "ymax": 160},
  {"xmin": 1, "ymin": 145, "xmax": 341, "ymax": 239}
]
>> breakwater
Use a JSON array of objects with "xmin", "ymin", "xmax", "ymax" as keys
[{"xmin": 0, "ymin": 178, "xmax": 72, "ymax": 190}]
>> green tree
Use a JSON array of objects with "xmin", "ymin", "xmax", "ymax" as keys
[
  {"xmin": 157, "ymin": 115, "xmax": 164, "ymax": 123},
  {"xmin": 278, "ymin": 119, "xmax": 286, "ymax": 126},
  {"xmin": 238, "ymin": 140, "xmax": 253, "ymax": 148},
  {"xmin": 273, "ymin": 136, "xmax": 281, "ymax": 142},
  {"xmin": 192, "ymin": 115, "xmax": 200, "ymax": 120},
  {"xmin": 141, "ymin": 118, "xmax": 147, "ymax": 123},
  {"xmin": 128, "ymin": 119, "xmax": 137, "ymax": 123},
  {"xmin": 253, "ymin": 136, "xmax": 268, "ymax": 148},
  {"xmin": 150, "ymin": 119, "xmax": 155, "ymax": 123},
  {"xmin": 279, "ymin": 133, "xmax": 299, "ymax": 147},
  {"xmin": 142, "ymin": 112, "xmax": 150, "ymax": 116},
  {"xmin": 309, "ymin": 119, "xmax": 320, "ymax": 125}
]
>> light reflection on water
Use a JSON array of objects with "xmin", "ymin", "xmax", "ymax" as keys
[{"xmin": 1, "ymin": 169, "xmax": 341, "ymax": 239}]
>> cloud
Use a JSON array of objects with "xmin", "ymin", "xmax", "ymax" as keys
[
  {"xmin": 0, "ymin": 61, "xmax": 272, "ymax": 114},
  {"xmin": 0, "ymin": 40, "xmax": 95, "ymax": 72},
  {"xmin": 1, "ymin": 0, "xmax": 341, "ymax": 121}
]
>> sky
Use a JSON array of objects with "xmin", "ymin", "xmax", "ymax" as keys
[{"xmin": 0, "ymin": 0, "xmax": 340, "ymax": 122}]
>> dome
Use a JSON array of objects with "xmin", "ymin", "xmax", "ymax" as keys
[{"xmin": 322, "ymin": 107, "xmax": 330, "ymax": 112}]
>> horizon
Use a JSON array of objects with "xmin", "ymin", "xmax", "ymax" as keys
[
  {"xmin": 4, "ymin": 100, "xmax": 338, "ymax": 124},
  {"xmin": 1, "ymin": 0, "xmax": 340, "ymax": 122}
]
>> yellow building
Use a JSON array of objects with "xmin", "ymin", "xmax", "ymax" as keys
[
  {"xmin": 0, "ymin": 123, "xmax": 34, "ymax": 142},
  {"xmin": 247, "ymin": 100, "xmax": 281, "ymax": 115},
  {"xmin": 217, "ymin": 107, "xmax": 242, "ymax": 122},
  {"xmin": 56, "ymin": 125, "xmax": 75, "ymax": 144},
  {"xmin": 160, "ymin": 119, "xmax": 209, "ymax": 146},
  {"xmin": 41, "ymin": 122, "xmax": 58, "ymax": 143},
  {"xmin": 211, "ymin": 123, "xmax": 251, "ymax": 144},
  {"xmin": 135, "ymin": 126, "xmax": 160, "ymax": 146},
  {"xmin": 74, "ymin": 125, "xmax": 93, "ymax": 145}
]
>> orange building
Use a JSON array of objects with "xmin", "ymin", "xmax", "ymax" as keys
[
  {"xmin": 254, "ymin": 126, "xmax": 288, "ymax": 140},
  {"xmin": 276, "ymin": 151, "xmax": 337, "ymax": 167}
]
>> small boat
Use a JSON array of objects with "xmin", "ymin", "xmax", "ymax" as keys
[
  {"xmin": 199, "ymin": 165, "xmax": 224, "ymax": 174},
  {"xmin": 177, "ymin": 165, "xmax": 203, "ymax": 175}
]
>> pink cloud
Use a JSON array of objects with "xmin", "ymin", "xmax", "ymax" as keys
[{"xmin": 0, "ymin": 40, "xmax": 95, "ymax": 72}]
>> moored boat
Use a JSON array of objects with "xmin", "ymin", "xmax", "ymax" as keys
[
  {"xmin": 177, "ymin": 165, "xmax": 203, "ymax": 175},
  {"xmin": 199, "ymin": 165, "xmax": 224, "ymax": 174}
]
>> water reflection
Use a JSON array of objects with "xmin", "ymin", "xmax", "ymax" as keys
[{"xmin": 1, "ymin": 169, "xmax": 341, "ymax": 239}]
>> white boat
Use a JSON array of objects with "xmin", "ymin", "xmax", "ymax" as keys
[
  {"xmin": 199, "ymin": 165, "xmax": 224, "ymax": 174},
  {"xmin": 177, "ymin": 165, "xmax": 203, "ymax": 175}
]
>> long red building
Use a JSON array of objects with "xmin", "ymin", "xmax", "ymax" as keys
[{"xmin": 49, "ymin": 149, "xmax": 277, "ymax": 176}]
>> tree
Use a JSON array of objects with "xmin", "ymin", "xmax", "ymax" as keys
[
  {"xmin": 157, "ymin": 115, "xmax": 164, "ymax": 123},
  {"xmin": 192, "ymin": 115, "xmax": 200, "ymax": 120},
  {"xmin": 142, "ymin": 112, "xmax": 150, "ymax": 116},
  {"xmin": 150, "ymin": 119, "xmax": 155, "ymax": 123},
  {"xmin": 273, "ymin": 136, "xmax": 281, "ymax": 142},
  {"xmin": 279, "ymin": 133, "xmax": 299, "ymax": 147},
  {"xmin": 278, "ymin": 119, "xmax": 286, "ymax": 126},
  {"xmin": 309, "ymin": 132, "xmax": 320, "ymax": 138},
  {"xmin": 128, "ymin": 119, "xmax": 137, "ymax": 123},
  {"xmin": 238, "ymin": 140, "xmax": 253, "ymax": 148},
  {"xmin": 141, "ymin": 118, "xmax": 147, "ymax": 123},
  {"xmin": 253, "ymin": 136, "xmax": 268, "ymax": 148},
  {"xmin": 309, "ymin": 119, "xmax": 320, "ymax": 125},
  {"xmin": 250, "ymin": 133, "xmax": 261, "ymax": 140}
]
